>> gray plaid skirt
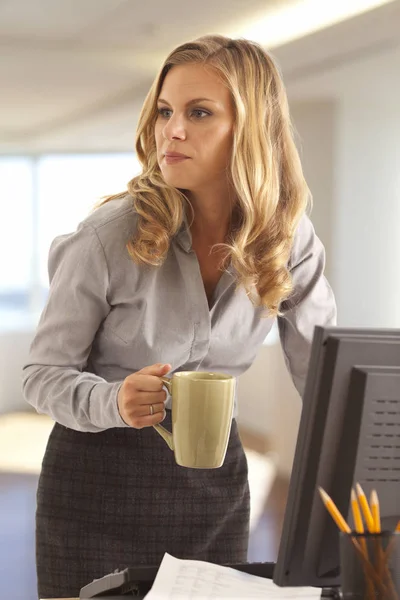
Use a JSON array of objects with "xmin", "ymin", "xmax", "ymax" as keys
[{"xmin": 36, "ymin": 411, "xmax": 250, "ymax": 599}]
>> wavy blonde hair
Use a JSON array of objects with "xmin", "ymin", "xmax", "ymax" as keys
[{"xmin": 99, "ymin": 34, "xmax": 310, "ymax": 315}]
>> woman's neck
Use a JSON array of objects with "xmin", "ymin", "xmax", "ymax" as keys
[{"xmin": 187, "ymin": 187, "xmax": 234, "ymax": 246}]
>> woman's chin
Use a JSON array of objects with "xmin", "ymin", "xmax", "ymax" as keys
[{"xmin": 162, "ymin": 174, "xmax": 191, "ymax": 189}]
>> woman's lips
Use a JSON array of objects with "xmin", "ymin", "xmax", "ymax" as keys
[{"xmin": 164, "ymin": 153, "xmax": 190, "ymax": 165}]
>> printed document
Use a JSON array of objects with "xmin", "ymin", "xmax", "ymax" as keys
[{"xmin": 144, "ymin": 553, "xmax": 321, "ymax": 599}]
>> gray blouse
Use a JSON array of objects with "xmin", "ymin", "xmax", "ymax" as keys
[{"xmin": 22, "ymin": 194, "xmax": 336, "ymax": 433}]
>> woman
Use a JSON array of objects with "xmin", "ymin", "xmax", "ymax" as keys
[{"xmin": 23, "ymin": 34, "xmax": 336, "ymax": 598}]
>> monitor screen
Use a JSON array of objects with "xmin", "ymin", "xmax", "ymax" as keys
[{"xmin": 273, "ymin": 326, "xmax": 400, "ymax": 589}]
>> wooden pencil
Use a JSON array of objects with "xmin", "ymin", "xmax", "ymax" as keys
[
  {"xmin": 356, "ymin": 483, "xmax": 375, "ymax": 533},
  {"xmin": 318, "ymin": 487, "xmax": 351, "ymax": 533}
]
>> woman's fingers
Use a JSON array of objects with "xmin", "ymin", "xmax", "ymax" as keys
[
  {"xmin": 140, "ymin": 402, "xmax": 166, "ymax": 417},
  {"xmin": 132, "ymin": 406, "xmax": 167, "ymax": 429},
  {"xmin": 117, "ymin": 364, "xmax": 171, "ymax": 429}
]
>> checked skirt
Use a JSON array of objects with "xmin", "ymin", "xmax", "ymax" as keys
[{"xmin": 36, "ymin": 411, "xmax": 250, "ymax": 598}]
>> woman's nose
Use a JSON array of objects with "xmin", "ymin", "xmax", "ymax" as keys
[{"xmin": 163, "ymin": 114, "xmax": 187, "ymax": 141}]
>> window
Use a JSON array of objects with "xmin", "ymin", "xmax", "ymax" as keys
[
  {"xmin": 37, "ymin": 153, "xmax": 139, "ymax": 287},
  {"xmin": 0, "ymin": 158, "xmax": 33, "ymax": 311},
  {"xmin": 0, "ymin": 153, "xmax": 140, "ymax": 322}
]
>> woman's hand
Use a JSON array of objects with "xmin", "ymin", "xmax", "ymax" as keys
[{"xmin": 117, "ymin": 363, "xmax": 171, "ymax": 428}]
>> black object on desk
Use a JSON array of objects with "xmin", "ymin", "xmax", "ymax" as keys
[
  {"xmin": 274, "ymin": 326, "xmax": 400, "ymax": 589},
  {"xmin": 79, "ymin": 562, "xmax": 275, "ymax": 598}
]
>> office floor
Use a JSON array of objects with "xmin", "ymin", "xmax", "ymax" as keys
[{"xmin": 0, "ymin": 413, "xmax": 289, "ymax": 600}]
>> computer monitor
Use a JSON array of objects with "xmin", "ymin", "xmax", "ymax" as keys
[{"xmin": 273, "ymin": 326, "xmax": 400, "ymax": 590}]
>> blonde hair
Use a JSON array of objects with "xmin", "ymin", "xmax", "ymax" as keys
[{"xmin": 100, "ymin": 34, "xmax": 310, "ymax": 315}]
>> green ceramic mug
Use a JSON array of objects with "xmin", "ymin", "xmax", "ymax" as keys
[{"xmin": 153, "ymin": 371, "xmax": 236, "ymax": 469}]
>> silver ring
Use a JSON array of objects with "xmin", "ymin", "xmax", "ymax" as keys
[{"xmin": 149, "ymin": 404, "xmax": 154, "ymax": 416}]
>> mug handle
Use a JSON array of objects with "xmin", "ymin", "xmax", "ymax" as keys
[{"xmin": 153, "ymin": 376, "xmax": 174, "ymax": 450}]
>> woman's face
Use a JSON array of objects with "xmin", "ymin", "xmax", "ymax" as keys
[{"xmin": 154, "ymin": 63, "xmax": 235, "ymax": 193}]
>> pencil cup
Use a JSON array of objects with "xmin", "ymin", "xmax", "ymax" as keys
[{"xmin": 340, "ymin": 532, "xmax": 400, "ymax": 599}]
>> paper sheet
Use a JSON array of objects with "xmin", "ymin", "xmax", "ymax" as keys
[{"xmin": 144, "ymin": 553, "xmax": 321, "ymax": 599}]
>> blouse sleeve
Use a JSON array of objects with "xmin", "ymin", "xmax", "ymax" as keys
[
  {"xmin": 22, "ymin": 222, "xmax": 128, "ymax": 432},
  {"xmin": 277, "ymin": 214, "xmax": 337, "ymax": 397}
]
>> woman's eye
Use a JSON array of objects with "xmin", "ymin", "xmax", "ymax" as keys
[
  {"xmin": 157, "ymin": 107, "xmax": 211, "ymax": 119},
  {"xmin": 191, "ymin": 109, "xmax": 210, "ymax": 119},
  {"xmin": 157, "ymin": 108, "xmax": 172, "ymax": 118}
]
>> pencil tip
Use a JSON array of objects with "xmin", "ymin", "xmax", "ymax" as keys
[
  {"xmin": 318, "ymin": 487, "xmax": 329, "ymax": 502},
  {"xmin": 356, "ymin": 482, "xmax": 363, "ymax": 495},
  {"xmin": 351, "ymin": 488, "xmax": 356, "ymax": 501}
]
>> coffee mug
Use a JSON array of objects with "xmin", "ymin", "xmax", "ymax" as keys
[{"xmin": 153, "ymin": 371, "xmax": 235, "ymax": 469}]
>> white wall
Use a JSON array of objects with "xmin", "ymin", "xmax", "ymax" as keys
[
  {"xmin": 335, "ymin": 98, "xmax": 400, "ymax": 327},
  {"xmin": 291, "ymin": 100, "xmax": 337, "ymax": 283}
]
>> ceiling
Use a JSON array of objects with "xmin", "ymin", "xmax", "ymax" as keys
[{"xmin": 1, "ymin": 0, "xmax": 400, "ymax": 154}]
